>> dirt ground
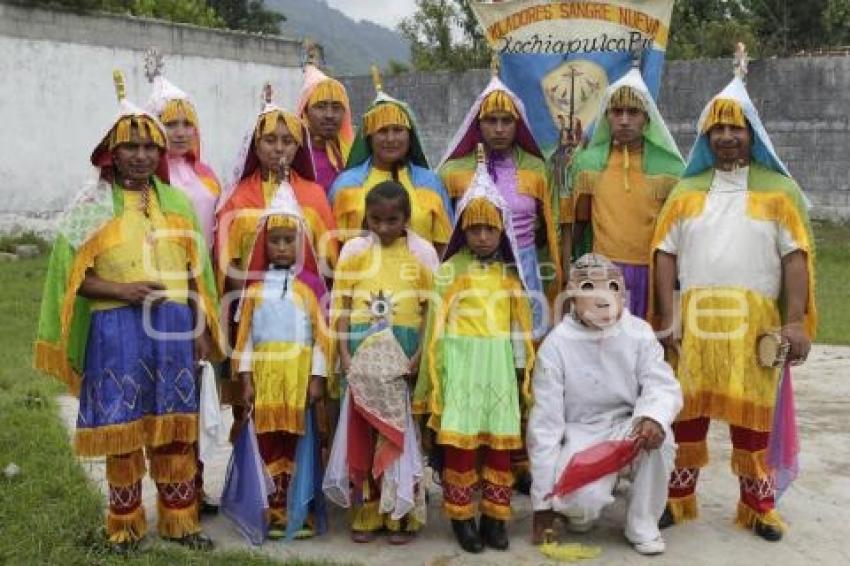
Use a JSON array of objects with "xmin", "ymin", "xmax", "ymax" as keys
[{"xmin": 58, "ymin": 344, "xmax": 850, "ymax": 566}]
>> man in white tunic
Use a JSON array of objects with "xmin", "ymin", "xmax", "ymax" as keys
[
  {"xmin": 652, "ymin": 68, "xmax": 815, "ymax": 542},
  {"xmin": 528, "ymin": 254, "xmax": 682, "ymax": 555}
]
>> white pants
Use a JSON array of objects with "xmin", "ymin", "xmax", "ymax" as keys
[{"xmin": 551, "ymin": 419, "xmax": 675, "ymax": 544}]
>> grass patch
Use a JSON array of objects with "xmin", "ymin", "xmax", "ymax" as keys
[
  {"xmin": 812, "ymin": 220, "xmax": 850, "ymax": 345},
  {"xmin": 0, "ymin": 258, "xmax": 333, "ymax": 565},
  {"xmin": 0, "ymin": 231, "xmax": 50, "ymax": 254}
]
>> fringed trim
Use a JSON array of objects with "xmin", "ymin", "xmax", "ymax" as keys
[
  {"xmin": 608, "ymin": 86, "xmax": 646, "ymax": 112},
  {"xmin": 255, "ymin": 110, "xmax": 304, "ymax": 146},
  {"xmin": 351, "ymin": 501, "xmax": 384, "ymax": 532},
  {"xmin": 731, "ymin": 448, "xmax": 770, "ymax": 480},
  {"xmin": 678, "ymin": 392, "xmax": 773, "ymax": 433},
  {"xmin": 411, "ymin": 399, "xmax": 428, "ymax": 415},
  {"xmin": 675, "ymin": 440, "xmax": 709, "ymax": 469},
  {"xmin": 668, "ymin": 494, "xmax": 698, "ymax": 523},
  {"xmin": 109, "ymin": 115, "xmax": 166, "ymax": 151},
  {"xmin": 107, "ymin": 505, "xmax": 147, "ymax": 544},
  {"xmin": 701, "ymin": 98, "xmax": 746, "ymax": 133},
  {"xmin": 443, "ymin": 169, "xmax": 473, "ymax": 199},
  {"xmin": 307, "ymin": 78, "xmax": 348, "ymax": 108},
  {"xmin": 362, "ymin": 102, "xmax": 410, "ymax": 137},
  {"xmin": 253, "ymin": 405, "xmax": 306, "ymax": 437},
  {"xmin": 735, "ymin": 502, "xmax": 786, "ymax": 532},
  {"xmin": 33, "ymin": 340, "xmax": 81, "ymax": 397},
  {"xmin": 461, "ymin": 197, "xmax": 503, "ymax": 230},
  {"xmin": 149, "ymin": 450, "xmax": 197, "ymax": 484},
  {"xmin": 156, "ymin": 500, "xmax": 201, "ymax": 538},
  {"xmin": 482, "ymin": 466, "xmax": 514, "ymax": 488},
  {"xmin": 443, "ymin": 501, "xmax": 475, "ymax": 520},
  {"xmin": 479, "ymin": 90, "xmax": 518, "ymax": 119},
  {"xmin": 160, "ymin": 99, "xmax": 198, "ymax": 128},
  {"xmin": 266, "ymin": 457, "xmax": 295, "ymax": 478},
  {"xmin": 481, "ymin": 499, "xmax": 512, "ymax": 520},
  {"xmin": 571, "ymin": 170, "xmax": 598, "ymax": 198},
  {"xmin": 436, "ymin": 429, "xmax": 522, "ymax": 451},
  {"xmin": 444, "ymin": 468, "xmax": 478, "ymax": 488},
  {"xmin": 106, "ymin": 451, "xmax": 147, "ymax": 487},
  {"xmin": 746, "ymin": 191, "xmax": 818, "ymax": 338},
  {"xmin": 75, "ymin": 414, "xmax": 198, "ymax": 458}
]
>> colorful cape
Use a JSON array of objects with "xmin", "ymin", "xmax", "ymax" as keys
[
  {"xmin": 296, "ymin": 63, "xmax": 354, "ymax": 172},
  {"xmin": 651, "ymin": 76, "xmax": 816, "ymax": 339},
  {"xmin": 328, "ymin": 158, "xmax": 453, "ymax": 243},
  {"xmin": 415, "ymin": 160, "xmax": 535, "ymax": 417},
  {"xmin": 569, "ymin": 68, "xmax": 685, "ymax": 257},
  {"xmin": 438, "ymin": 76, "xmax": 561, "ymax": 295},
  {"xmin": 34, "ymin": 177, "xmax": 225, "ymax": 396},
  {"xmin": 345, "ymin": 92, "xmax": 430, "ymax": 170},
  {"xmin": 215, "ymin": 169, "xmax": 338, "ymax": 292},
  {"xmin": 147, "ymin": 74, "xmax": 221, "ymax": 198}
]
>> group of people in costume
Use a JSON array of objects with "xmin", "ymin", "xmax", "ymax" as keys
[{"xmin": 34, "ymin": 48, "xmax": 814, "ymax": 558}]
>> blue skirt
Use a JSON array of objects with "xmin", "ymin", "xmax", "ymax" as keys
[{"xmin": 77, "ymin": 302, "xmax": 197, "ymax": 439}]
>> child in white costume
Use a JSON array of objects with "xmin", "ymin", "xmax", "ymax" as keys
[{"xmin": 527, "ymin": 254, "xmax": 682, "ymax": 555}]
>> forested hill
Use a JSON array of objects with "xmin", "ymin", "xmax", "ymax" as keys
[{"xmin": 267, "ymin": 0, "xmax": 410, "ymax": 75}]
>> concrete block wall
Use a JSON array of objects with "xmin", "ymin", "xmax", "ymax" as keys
[
  {"xmin": 341, "ymin": 56, "xmax": 850, "ymax": 221},
  {"xmin": 0, "ymin": 3, "xmax": 303, "ymax": 231}
]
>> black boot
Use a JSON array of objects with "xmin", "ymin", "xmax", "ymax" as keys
[
  {"xmin": 451, "ymin": 519, "xmax": 484, "ymax": 554},
  {"xmin": 754, "ymin": 520, "xmax": 783, "ymax": 542},
  {"xmin": 479, "ymin": 514, "xmax": 509, "ymax": 551},
  {"xmin": 658, "ymin": 505, "xmax": 675, "ymax": 530}
]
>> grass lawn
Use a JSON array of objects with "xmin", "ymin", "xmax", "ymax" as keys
[{"xmin": 0, "ymin": 221, "xmax": 846, "ymax": 563}]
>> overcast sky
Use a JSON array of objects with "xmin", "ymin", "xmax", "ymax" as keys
[{"xmin": 325, "ymin": 0, "xmax": 417, "ymax": 30}]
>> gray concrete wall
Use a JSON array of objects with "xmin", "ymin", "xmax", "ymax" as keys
[
  {"xmin": 341, "ymin": 56, "xmax": 850, "ymax": 221},
  {"xmin": 0, "ymin": 3, "xmax": 303, "ymax": 231}
]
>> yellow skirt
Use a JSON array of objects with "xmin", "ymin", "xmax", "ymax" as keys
[{"xmin": 251, "ymin": 342, "xmax": 313, "ymax": 435}]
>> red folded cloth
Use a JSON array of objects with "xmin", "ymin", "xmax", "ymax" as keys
[{"xmin": 545, "ymin": 438, "xmax": 640, "ymax": 499}]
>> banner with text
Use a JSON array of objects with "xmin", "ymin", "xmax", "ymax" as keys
[{"xmin": 471, "ymin": 0, "xmax": 675, "ymax": 156}]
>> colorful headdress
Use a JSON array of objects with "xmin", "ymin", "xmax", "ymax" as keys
[
  {"xmin": 444, "ymin": 144, "xmax": 531, "ymax": 291},
  {"xmin": 701, "ymin": 98, "xmax": 747, "ymax": 133},
  {"xmin": 439, "ymin": 75, "xmax": 541, "ymax": 166},
  {"xmin": 607, "ymin": 85, "xmax": 646, "ymax": 112},
  {"xmin": 219, "ymin": 83, "xmax": 317, "ymax": 210},
  {"xmin": 91, "ymin": 70, "xmax": 168, "ymax": 177},
  {"xmin": 685, "ymin": 61, "xmax": 792, "ymax": 179},
  {"xmin": 345, "ymin": 66, "xmax": 429, "ymax": 169},
  {"xmin": 478, "ymin": 90, "xmax": 519, "ymax": 119},
  {"xmin": 295, "ymin": 61, "xmax": 354, "ymax": 171}
]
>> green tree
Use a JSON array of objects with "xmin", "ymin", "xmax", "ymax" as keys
[
  {"xmin": 208, "ymin": 0, "xmax": 284, "ymax": 34},
  {"xmin": 667, "ymin": 0, "xmax": 757, "ymax": 59},
  {"xmin": 129, "ymin": 0, "xmax": 224, "ymax": 28},
  {"xmin": 398, "ymin": 0, "xmax": 490, "ymax": 71}
]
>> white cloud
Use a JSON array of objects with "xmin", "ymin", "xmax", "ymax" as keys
[{"xmin": 325, "ymin": 0, "xmax": 417, "ymax": 29}]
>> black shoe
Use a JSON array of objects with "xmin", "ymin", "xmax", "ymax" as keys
[
  {"xmin": 658, "ymin": 506, "xmax": 675, "ymax": 530},
  {"xmin": 754, "ymin": 520, "xmax": 783, "ymax": 542},
  {"xmin": 451, "ymin": 519, "xmax": 484, "ymax": 554},
  {"xmin": 513, "ymin": 472, "xmax": 532, "ymax": 495},
  {"xmin": 167, "ymin": 531, "xmax": 214, "ymax": 551},
  {"xmin": 479, "ymin": 514, "xmax": 509, "ymax": 551},
  {"xmin": 199, "ymin": 499, "xmax": 219, "ymax": 516}
]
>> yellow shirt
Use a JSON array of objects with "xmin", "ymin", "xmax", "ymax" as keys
[
  {"xmin": 590, "ymin": 146, "xmax": 672, "ymax": 265},
  {"xmin": 448, "ymin": 261, "xmax": 512, "ymax": 338},
  {"xmin": 335, "ymin": 166, "xmax": 450, "ymax": 245},
  {"xmin": 91, "ymin": 189, "xmax": 190, "ymax": 310},
  {"xmin": 334, "ymin": 236, "xmax": 432, "ymax": 328}
]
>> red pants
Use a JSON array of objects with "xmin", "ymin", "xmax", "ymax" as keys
[
  {"xmin": 442, "ymin": 445, "xmax": 513, "ymax": 520},
  {"xmin": 106, "ymin": 442, "xmax": 200, "ymax": 543},
  {"xmin": 257, "ymin": 431, "xmax": 298, "ymax": 526},
  {"xmin": 668, "ymin": 416, "xmax": 780, "ymax": 528}
]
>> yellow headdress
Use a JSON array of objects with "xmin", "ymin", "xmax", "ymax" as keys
[
  {"xmin": 461, "ymin": 144, "xmax": 504, "ymax": 230},
  {"xmin": 701, "ymin": 98, "xmax": 747, "ymax": 133},
  {"xmin": 362, "ymin": 65, "xmax": 411, "ymax": 136},
  {"xmin": 254, "ymin": 84, "xmax": 305, "ymax": 146},
  {"xmin": 108, "ymin": 71, "xmax": 166, "ymax": 151},
  {"xmin": 478, "ymin": 90, "xmax": 518, "ymax": 119},
  {"xmin": 307, "ymin": 78, "xmax": 348, "ymax": 108},
  {"xmin": 607, "ymin": 85, "xmax": 646, "ymax": 112}
]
